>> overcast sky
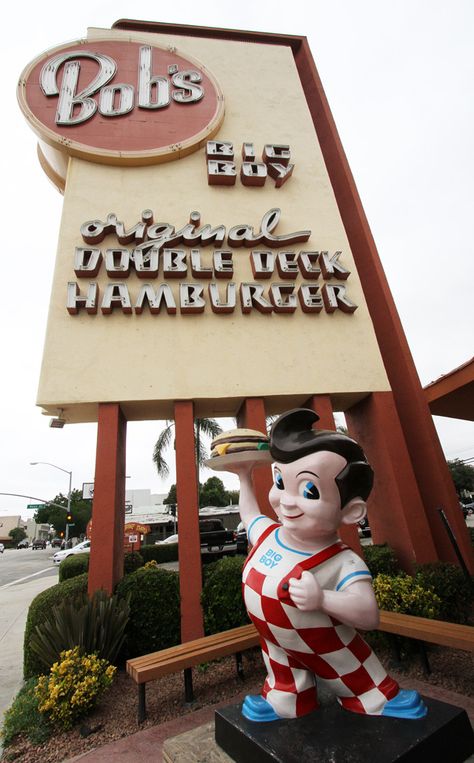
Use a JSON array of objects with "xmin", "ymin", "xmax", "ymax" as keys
[{"xmin": 1, "ymin": 0, "xmax": 473, "ymax": 517}]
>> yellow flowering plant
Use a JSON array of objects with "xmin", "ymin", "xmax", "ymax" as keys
[
  {"xmin": 373, "ymin": 574, "xmax": 442, "ymax": 619},
  {"xmin": 35, "ymin": 647, "xmax": 116, "ymax": 729}
]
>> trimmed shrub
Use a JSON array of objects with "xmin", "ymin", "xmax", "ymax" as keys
[
  {"xmin": 59, "ymin": 552, "xmax": 90, "ymax": 582},
  {"xmin": 24, "ymin": 573, "xmax": 88, "ymax": 679},
  {"xmin": 124, "ymin": 551, "xmax": 144, "ymax": 574},
  {"xmin": 373, "ymin": 573, "xmax": 442, "ymax": 619},
  {"xmin": 363, "ymin": 544, "xmax": 401, "ymax": 578},
  {"xmin": 414, "ymin": 562, "xmax": 474, "ymax": 624},
  {"xmin": 201, "ymin": 556, "xmax": 249, "ymax": 635},
  {"xmin": 115, "ymin": 564, "xmax": 180, "ymax": 658},
  {"xmin": 1, "ymin": 678, "xmax": 51, "ymax": 748},
  {"xmin": 28, "ymin": 590, "xmax": 130, "ymax": 673},
  {"xmin": 141, "ymin": 543, "xmax": 179, "ymax": 564}
]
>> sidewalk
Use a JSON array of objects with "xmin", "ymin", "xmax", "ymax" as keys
[
  {"xmin": 0, "ymin": 573, "xmax": 57, "ymax": 725},
  {"xmin": 65, "ymin": 675, "xmax": 474, "ymax": 763}
]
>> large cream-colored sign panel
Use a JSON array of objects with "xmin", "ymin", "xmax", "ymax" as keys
[{"xmin": 38, "ymin": 28, "xmax": 390, "ymax": 422}]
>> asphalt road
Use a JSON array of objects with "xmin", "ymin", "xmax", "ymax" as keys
[{"xmin": 0, "ymin": 546, "xmax": 58, "ymax": 588}]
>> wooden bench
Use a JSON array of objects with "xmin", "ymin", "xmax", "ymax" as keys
[
  {"xmin": 126, "ymin": 623, "xmax": 260, "ymax": 722},
  {"xmin": 378, "ymin": 610, "xmax": 474, "ymax": 651},
  {"xmin": 126, "ymin": 613, "xmax": 474, "ymax": 723}
]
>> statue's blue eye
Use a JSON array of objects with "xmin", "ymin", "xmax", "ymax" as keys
[
  {"xmin": 303, "ymin": 481, "xmax": 320, "ymax": 500},
  {"xmin": 275, "ymin": 473, "xmax": 284, "ymax": 490}
]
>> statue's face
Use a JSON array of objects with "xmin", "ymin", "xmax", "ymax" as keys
[{"xmin": 268, "ymin": 450, "xmax": 347, "ymax": 541}]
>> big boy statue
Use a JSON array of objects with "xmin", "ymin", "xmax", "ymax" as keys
[{"xmin": 226, "ymin": 408, "xmax": 427, "ymax": 722}]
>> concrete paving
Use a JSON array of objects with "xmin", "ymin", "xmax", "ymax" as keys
[{"xmin": 0, "ymin": 572, "xmax": 58, "ymax": 726}]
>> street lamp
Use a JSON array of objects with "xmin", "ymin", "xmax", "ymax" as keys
[{"xmin": 30, "ymin": 461, "xmax": 73, "ymax": 542}]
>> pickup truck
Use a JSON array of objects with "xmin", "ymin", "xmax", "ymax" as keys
[{"xmin": 199, "ymin": 519, "xmax": 236, "ymax": 552}]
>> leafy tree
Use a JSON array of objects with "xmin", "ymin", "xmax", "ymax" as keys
[
  {"xmin": 199, "ymin": 477, "xmax": 230, "ymax": 508},
  {"xmin": 447, "ymin": 459, "xmax": 474, "ymax": 498},
  {"xmin": 152, "ymin": 418, "xmax": 222, "ymax": 479},
  {"xmin": 163, "ymin": 484, "xmax": 177, "ymax": 506},
  {"xmin": 34, "ymin": 490, "xmax": 92, "ymax": 536},
  {"xmin": 164, "ymin": 479, "xmax": 234, "ymax": 510},
  {"xmin": 9, "ymin": 527, "xmax": 27, "ymax": 543}
]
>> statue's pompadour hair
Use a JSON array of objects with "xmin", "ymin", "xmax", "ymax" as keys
[{"xmin": 270, "ymin": 408, "xmax": 374, "ymax": 507}]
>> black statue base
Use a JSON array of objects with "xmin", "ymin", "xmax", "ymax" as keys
[{"xmin": 215, "ymin": 687, "xmax": 474, "ymax": 763}]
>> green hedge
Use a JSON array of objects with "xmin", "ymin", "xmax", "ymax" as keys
[
  {"xmin": 363, "ymin": 544, "xmax": 401, "ymax": 578},
  {"xmin": 414, "ymin": 562, "xmax": 474, "ymax": 624},
  {"xmin": 58, "ymin": 553, "xmax": 90, "ymax": 582},
  {"xmin": 124, "ymin": 551, "xmax": 144, "ymax": 574},
  {"xmin": 23, "ymin": 573, "xmax": 89, "ymax": 679},
  {"xmin": 141, "ymin": 543, "xmax": 179, "ymax": 564},
  {"xmin": 115, "ymin": 565, "xmax": 180, "ymax": 658},
  {"xmin": 201, "ymin": 556, "xmax": 249, "ymax": 635}
]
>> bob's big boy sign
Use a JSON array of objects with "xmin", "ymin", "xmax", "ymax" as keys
[
  {"xmin": 17, "ymin": 29, "xmax": 391, "ymax": 423},
  {"xmin": 18, "ymin": 39, "xmax": 224, "ymax": 165}
]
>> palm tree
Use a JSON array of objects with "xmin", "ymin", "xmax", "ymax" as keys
[{"xmin": 152, "ymin": 417, "xmax": 223, "ymax": 479}]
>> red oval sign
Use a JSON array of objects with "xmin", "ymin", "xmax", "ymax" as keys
[{"xmin": 18, "ymin": 38, "xmax": 225, "ymax": 165}]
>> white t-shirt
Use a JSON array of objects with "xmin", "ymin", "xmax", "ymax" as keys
[{"xmin": 246, "ymin": 514, "xmax": 372, "ymax": 593}]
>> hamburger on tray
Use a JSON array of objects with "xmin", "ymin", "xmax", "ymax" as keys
[{"xmin": 205, "ymin": 428, "xmax": 272, "ymax": 471}]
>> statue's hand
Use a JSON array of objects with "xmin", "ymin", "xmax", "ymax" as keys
[{"xmin": 288, "ymin": 571, "xmax": 323, "ymax": 611}]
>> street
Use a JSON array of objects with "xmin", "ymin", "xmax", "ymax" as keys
[{"xmin": 0, "ymin": 547, "xmax": 58, "ymax": 588}]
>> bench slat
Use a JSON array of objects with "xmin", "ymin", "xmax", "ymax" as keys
[
  {"xmin": 378, "ymin": 611, "xmax": 474, "ymax": 651},
  {"xmin": 127, "ymin": 624, "xmax": 259, "ymax": 684},
  {"xmin": 127, "ymin": 624, "xmax": 256, "ymax": 670}
]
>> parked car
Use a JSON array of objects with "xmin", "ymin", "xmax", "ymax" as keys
[
  {"xmin": 0, "ymin": 543, "xmax": 4, "ymax": 554},
  {"xmin": 155, "ymin": 534, "xmax": 179, "ymax": 545},
  {"xmin": 156, "ymin": 521, "xmax": 237, "ymax": 554},
  {"xmin": 52, "ymin": 539, "xmax": 91, "ymax": 566},
  {"xmin": 17, "ymin": 539, "xmax": 29, "ymax": 549},
  {"xmin": 358, "ymin": 517, "xmax": 371, "ymax": 538},
  {"xmin": 198, "ymin": 519, "xmax": 236, "ymax": 552},
  {"xmin": 32, "ymin": 538, "xmax": 47, "ymax": 550},
  {"xmin": 236, "ymin": 522, "xmax": 248, "ymax": 555}
]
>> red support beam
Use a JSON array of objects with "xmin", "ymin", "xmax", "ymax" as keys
[
  {"xmin": 88, "ymin": 403, "xmax": 127, "ymax": 596},
  {"xmin": 237, "ymin": 397, "xmax": 275, "ymax": 519},
  {"xmin": 174, "ymin": 400, "xmax": 204, "ymax": 642},
  {"xmin": 346, "ymin": 392, "xmax": 438, "ymax": 571}
]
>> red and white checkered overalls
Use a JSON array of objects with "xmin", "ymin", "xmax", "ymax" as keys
[{"xmin": 242, "ymin": 517, "xmax": 399, "ymax": 719}]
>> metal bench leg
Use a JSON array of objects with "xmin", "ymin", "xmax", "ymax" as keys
[
  {"xmin": 388, "ymin": 634, "xmax": 403, "ymax": 671},
  {"xmin": 419, "ymin": 641, "xmax": 431, "ymax": 675},
  {"xmin": 184, "ymin": 667, "xmax": 194, "ymax": 703},
  {"xmin": 138, "ymin": 683, "xmax": 147, "ymax": 723},
  {"xmin": 236, "ymin": 652, "xmax": 244, "ymax": 680}
]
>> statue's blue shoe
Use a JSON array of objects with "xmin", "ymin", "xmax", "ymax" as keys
[
  {"xmin": 382, "ymin": 690, "xmax": 427, "ymax": 719},
  {"xmin": 242, "ymin": 695, "xmax": 281, "ymax": 722}
]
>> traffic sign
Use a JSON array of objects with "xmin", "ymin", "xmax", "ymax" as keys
[{"xmin": 27, "ymin": 503, "xmax": 44, "ymax": 509}]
